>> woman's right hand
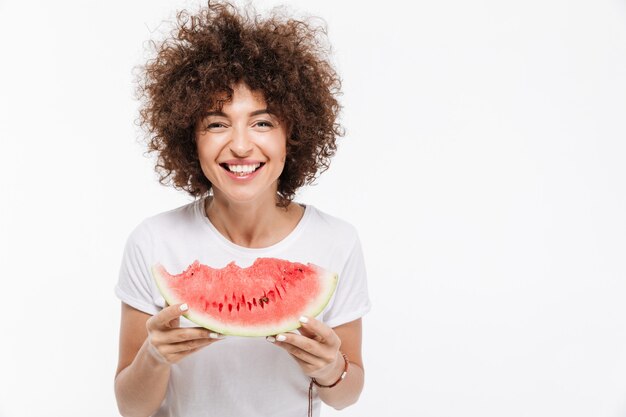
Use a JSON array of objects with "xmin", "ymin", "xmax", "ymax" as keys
[{"xmin": 145, "ymin": 303, "xmax": 225, "ymax": 365}]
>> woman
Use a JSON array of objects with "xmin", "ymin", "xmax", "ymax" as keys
[{"xmin": 114, "ymin": 2, "xmax": 371, "ymax": 416}]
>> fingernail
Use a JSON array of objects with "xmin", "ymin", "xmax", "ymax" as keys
[
  {"xmin": 276, "ymin": 334, "xmax": 287, "ymax": 342},
  {"xmin": 299, "ymin": 316, "xmax": 309, "ymax": 324},
  {"xmin": 180, "ymin": 303, "xmax": 189, "ymax": 311},
  {"xmin": 266, "ymin": 336, "xmax": 276, "ymax": 343},
  {"xmin": 209, "ymin": 332, "xmax": 223, "ymax": 339}
]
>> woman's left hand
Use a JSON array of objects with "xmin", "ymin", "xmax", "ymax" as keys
[{"xmin": 267, "ymin": 316, "xmax": 343, "ymax": 383}]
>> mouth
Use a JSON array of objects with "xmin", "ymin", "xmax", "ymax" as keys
[{"xmin": 219, "ymin": 162, "xmax": 266, "ymax": 177}]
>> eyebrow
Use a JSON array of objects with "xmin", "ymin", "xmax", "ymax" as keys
[{"xmin": 203, "ymin": 109, "xmax": 272, "ymax": 117}]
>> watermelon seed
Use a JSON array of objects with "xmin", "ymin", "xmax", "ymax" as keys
[
  {"xmin": 218, "ymin": 303, "xmax": 223, "ymax": 313},
  {"xmin": 228, "ymin": 304, "xmax": 233, "ymax": 313},
  {"xmin": 275, "ymin": 285, "xmax": 283, "ymax": 299},
  {"xmin": 247, "ymin": 302, "xmax": 252, "ymax": 311},
  {"xmin": 258, "ymin": 295, "xmax": 269, "ymax": 309}
]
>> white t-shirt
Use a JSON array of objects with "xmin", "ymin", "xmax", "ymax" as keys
[{"xmin": 115, "ymin": 198, "xmax": 371, "ymax": 417}]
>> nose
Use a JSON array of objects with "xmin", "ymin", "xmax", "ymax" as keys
[{"xmin": 229, "ymin": 126, "xmax": 253, "ymax": 157}]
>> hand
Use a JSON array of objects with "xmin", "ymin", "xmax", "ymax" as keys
[
  {"xmin": 145, "ymin": 303, "xmax": 224, "ymax": 365},
  {"xmin": 267, "ymin": 316, "xmax": 343, "ymax": 384}
]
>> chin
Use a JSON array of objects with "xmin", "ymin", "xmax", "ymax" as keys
[{"xmin": 213, "ymin": 188, "xmax": 278, "ymax": 205}]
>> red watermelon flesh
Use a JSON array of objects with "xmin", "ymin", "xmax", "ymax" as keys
[{"xmin": 152, "ymin": 258, "xmax": 338, "ymax": 337}]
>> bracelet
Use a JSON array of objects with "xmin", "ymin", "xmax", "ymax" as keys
[
  {"xmin": 311, "ymin": 352, "xmax": 349, "ymax": 388},
  {"xmin": 308, "ymin": 352, "xmax": 349, "ymax": 417}
]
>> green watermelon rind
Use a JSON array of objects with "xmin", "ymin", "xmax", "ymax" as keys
[{"xmin": 151, "ymin": 263, "xmax": 338, "ymax": 337}]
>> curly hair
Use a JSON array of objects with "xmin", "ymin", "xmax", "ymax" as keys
[{"xmin": 137, "ymin": 1, "xmax": 343, "ymax": 207}]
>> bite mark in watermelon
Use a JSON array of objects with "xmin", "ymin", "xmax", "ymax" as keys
[{"xmin": 152, "ymin": 258, "xmax": 338, "ymax": 337}]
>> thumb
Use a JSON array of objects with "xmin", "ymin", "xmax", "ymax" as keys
[
  {"xmin": 152, "ymin": 303, "xmax": 189, "ymax": 330},
  {"xmin": 298, "ymin": 323, "xmax": 317, "ymax": 339}
]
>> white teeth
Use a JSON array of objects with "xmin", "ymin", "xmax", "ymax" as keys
[{"xmin": 227, "ymin": 163, "xmax": 261, "ymax": 173}]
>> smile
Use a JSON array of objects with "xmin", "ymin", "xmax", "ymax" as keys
[{"xmin": 220, "ymin": 162, "xmax": 265, "ymax": 178}]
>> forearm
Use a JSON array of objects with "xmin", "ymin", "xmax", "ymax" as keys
[
  {"xmin": 114, "ymin": 340, "xmax": 171, "ymax": 417},
  {"xmin": 316, "ymin": 360, "xmax": 365, "ymax": 410}
]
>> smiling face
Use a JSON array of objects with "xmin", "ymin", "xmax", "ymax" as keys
[{"xmin": 195, "ymin": 84, "xmax": 288, "ymax": 205}]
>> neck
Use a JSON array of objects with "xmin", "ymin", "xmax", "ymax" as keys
[{"xmin": 205, "ymin": 192, "xmax": 303, "ymax": 248}]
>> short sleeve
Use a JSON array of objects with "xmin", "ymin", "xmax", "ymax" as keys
[
  {"xmin": 322, "ymin": 235, "xmax": 372, "ymax": 328},
  {"xmin": 114, "ymin": 222, "xmax": 161, "ymax": 315}
]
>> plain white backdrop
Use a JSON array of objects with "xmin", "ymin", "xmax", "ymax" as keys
[{"xmin": 1, "ymin": 0, "xmax": 626, "ymax": 416}]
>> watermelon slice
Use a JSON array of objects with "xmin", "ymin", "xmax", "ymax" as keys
[{"xmin": 152, "ymin": 258, "xmax": 338, "ymax": 337}]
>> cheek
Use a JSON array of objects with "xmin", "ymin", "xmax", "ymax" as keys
[
  {"xmin": 265, "ymin": 134, "xmax": 287, "ymax": 160},
  {"xmin": 196, "ymin": 135, "xmax": 221, "ymax": 160},
  {"xmin": 196, "ymin": 143, "xmax": 219, "ymax": 178}
]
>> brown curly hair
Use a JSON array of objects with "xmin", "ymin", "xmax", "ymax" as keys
[{"xmin": 137, "ymin": 1, "xmax": 343, "ymax": 207}]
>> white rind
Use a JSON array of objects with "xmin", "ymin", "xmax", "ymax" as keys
[{"xmin": 152, "ymin": 264, "xmax": 338, "ymax": 337}]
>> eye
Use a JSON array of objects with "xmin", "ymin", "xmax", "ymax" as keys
[
  {"xmin": 254, "ymin": 120, "xmax": 274, "ymax": 129},
  {"xmin": 201, "ymin": 121, "xmax": 229, "ymax": 132}
]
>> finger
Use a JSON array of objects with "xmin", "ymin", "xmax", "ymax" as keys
[
  {"xmin": 270, "ymin": 332, "xmax": 323, "ymax": 357},
  {"xmin": 297, "ymin": 322, "xmax": 318, "ymax": 340},
  {"xmin": 298, "ymin": 316, "xmax": 339, "ymax": 346},
  {"xmin": 159, "ymin": 327, "xmax": 221, "ymax": 343},
  {"xmin": 166, "ymin": 341, "xmax": 218, "ymax": 364},
  {"xmin": 270, "ymin": 339, "xmax": 322, "ymax": 367},
  {"xmin": 168, "ymin": 316, "xmax": 180, "ymax": 328},
  {"xmin": 162, "ymin": 301, "xmax": 180, "ymax": 328},
  {"xmin": 163, "ymin": 336, "xmax": 223, "ymax": 354},
  {"xmin": 148, "ymin": 303, "xmax": 189, "ymax": 330},
  {"xmin": 275, "ymin": 331, "xmax": 340, "ymax": 365}
]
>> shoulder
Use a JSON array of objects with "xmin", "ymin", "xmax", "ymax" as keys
[
  {"xmin": 126, "ymin": 199, "xmax": 203, "ymax": 243},
  {"xmin": 302, "ymin": 204, "xmax": 360, "ymax": 246}
]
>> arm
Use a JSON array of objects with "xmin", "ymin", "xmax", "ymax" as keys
[
  {"xmin": 269, "ymin": 317, "xmax": 365, "ymax": 410},
  {"xmin": 114, "ymin": 303, "xmax": 224, "ymax": 417},
  {"xmin": 114, "ymin": 303, "xmax": 170, "ymax": 417},
  {"xmin": 315, "ymin": 319, "xmax": 365, "ymax": 409}
]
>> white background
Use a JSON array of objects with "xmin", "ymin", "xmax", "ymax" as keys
[{"xmin": 1, "ymin": 0, "xmax": 625, "ymax": 416}]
